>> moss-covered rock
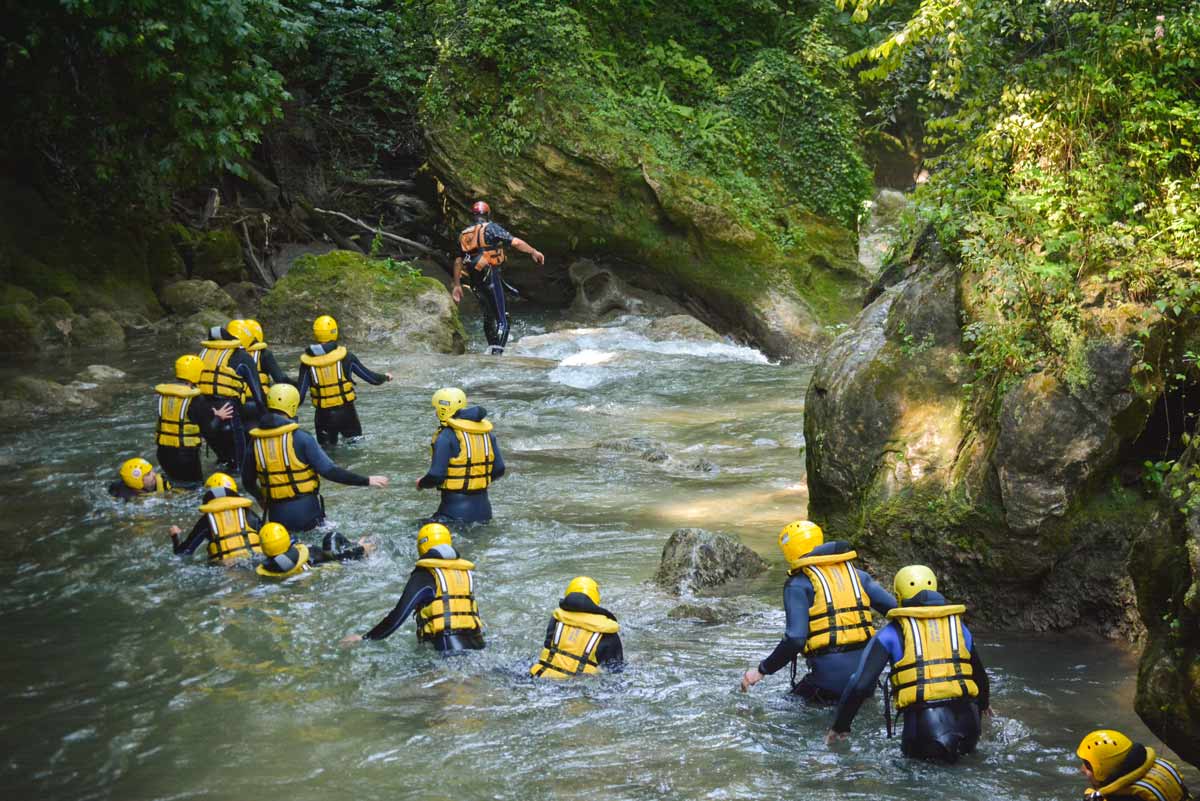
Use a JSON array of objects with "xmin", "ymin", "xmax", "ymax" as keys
[
  {"xmin": 258, "ymin": 250, "xmax": 465, "ymax": 352},
  {"xmin": 72, "ymin": 310, "xmax": 126, "ymax": 350},
  {"xmin": 0, "ymin": 303, "xmax": 40, "ymax": 352},
  {"xmin": 159, "ymin": 280, "xmax": 238, "ymax": 317},
  {"xmin": 172, "ymin": 225, "xmax": 243, "ymax": 285}
]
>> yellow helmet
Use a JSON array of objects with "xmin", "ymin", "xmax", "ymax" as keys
[
  {"xmin": 432, "ymin": 387, "xmax": 467, "ymax": 423},
  {"xmin": 204, "ymin": 472, "xmax": 237, "ymax": 492},
  {"xmin": 267, "ymin": 384, "xmax": 301, "ymax": 417},
  {"xmin": 565, "ymin": 576, "xmax": 601, "ymax": 606},
  {"xmin": 1077, "ymin": 730, "xmax": 1134, "ymax": 782},
  {"xmin": 227, "ymin": 319, "xmax": 254, "ymax": 348},
  {"xmin": 416, "ymin": 522, "xmax": 453, "ymax": 556},
  {"xmin": 174, "ymin": 354, "xmax": 204, "ymax": 384},
  {"xmin": 778, "ymin": 520, "xmax": 823, "ymax": 567},
  {"xmin": 894, "ymin": 565, "xmax": 938, "ymax": 601},
  {"xmin": 119, "ymin": 457, "xmax": 153, "ymax": 490},
  {"xmin": 242, "ymin": 319, "xmax": 264, "ymax": 345},
  {"xmin": 313, "ymin": 315, "xmax": 339, "ymax": 343},
  {"xmin": 259, "ymin": 522, "xmax": 292, "ymax": 558}
]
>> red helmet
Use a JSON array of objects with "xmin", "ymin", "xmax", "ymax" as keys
[{"xmin": 471, "ymin": 201, "xmax": 491, "ymax": 217}]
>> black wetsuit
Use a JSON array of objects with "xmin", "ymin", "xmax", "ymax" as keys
[
  {"xmin": 203, "ymin": 347, "xmax": 266, "ymax": 471},
  {"xmin": 241, "ymin": 410, "xmax": 370, "ymax": 534},
  {"xmin": 418, "ymin": 406, "xmax": 506, "ymax": 524},
  {"xmin": 462, "ymin": 220, "xmax": 515, "ymax": 351},
  {"xmin": 539, "ymin": 592, "xmax": 625, "ymax": 672},
  {"xmin": 362, "ymin": 545, "xmax": 485, "ymax": 652},
  {"xmin": 241, "ymin": 348, "xmax": 293, "ymax": 427},
  {"xmin": 295, "ymin": 342, "xmax": 389, "ymax": 447},
  {"xmin": 757, "ymin": 542, "xmax": 896, "ymax": 703},
  {"xmin": 157, "ymin": 392, "xmax": 226, "ymax": 486},
  {"xmin": 256, "ymin": 539, "xmax": 367, "ymax": 575},
  {"xmin": 831, "ymin": 590, "xmax": 991, "ymax": 762},
  {"xmin": 171, "ymin": 495, "xmax": 264, "ymax": 557}
]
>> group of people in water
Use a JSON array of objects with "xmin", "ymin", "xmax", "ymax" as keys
[{"xmin": 101, "ymin": 201, "xmax": 1190, "ymax": 799}]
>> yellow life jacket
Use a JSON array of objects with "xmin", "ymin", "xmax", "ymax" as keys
[
  {"xmin": 249, "ymin": 343, "xmax": 272, "ymax": 389},
  {"xmin": 414, "ymin": 558, "xmax": 482, "ymax": 639},
  {"xmin": 198, "ymin": 339, "xmax": 244, "ymax": 398},
  {"xmin": 249, "ymin": 423, "xmax": 320, "ymax": 501},
  {"xmin": 459, "ymin": 223, "xmax": 506, "ymax": 270},
  {"xmin": 300, "ymin": 346, "xmax": 356, "ymax": 409},
  {"xmin": 1087, "ymin": 750, "xmax": 1190, "ymax": 801},
  {"xmin": 432, "ymin": 417, "xmax": 495, "ymax": 492},
  {"xmin": 154, "ymin": 383, "xmax": 202, "ymax": 448},
  {"xmin": 887, "ymin": 604, "xmax": 979, "ymax": 709},
  {"xmin": 791, "ymin": 550, "xmax": 876, "ymax": 656},
  {"xmin": 530, "ymin": 608, "xmax": 620, "ymax": 679},
  {"xmin": 197, "ymin": 495, "xmax": 263, "ymax": 563},
  {"xmin": 255, "ymin": 544, "xmax": 312, "ymax": 579}
]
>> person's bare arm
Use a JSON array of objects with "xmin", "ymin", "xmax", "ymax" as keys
[
  {"xmin": 511, "ymin": 238, "xmax": 545, "ymax": 265},
  {"xmin": 451, "ymin": 257, "xmax": 464, "ymax": 303}
]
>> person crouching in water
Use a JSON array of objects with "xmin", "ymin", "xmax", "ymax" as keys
[
  {"xmin": 341, "ymin": 523, "xmax": 484, "ymax": 652},
  {"xmin": 827, "ymin": 565, "xmax": 991, "ymax": 762},
  {"xmin": 1077, "ymin": 729, "xmax": 1192, "ymax": 801},
  {"xmin": 168, "ymin": 473, "xmax": 262, "ymax": 563},
  {"xmin": 417, "ymin": 387, "xmax": 505, "ymax": 524},
  {"xmin": 740, "ymin": 521, "xmax": 895, "ymax": 702},
  {"xmin": 255, "ymin": 522, "xmax": 373, "ymax": 579},
  {"xmin": 243, "ymin": 384, "xmax": 389, "ymax": 545},
  {"xmin": 297, "ymin": 314, "xmax": 392, "ymax": 447},
  {"xmin": 154, "ymin": 354, "xmax": 234, "ymax": 486},
  {"xmin": 109, "ymin": 457, "xmax": 172, "ymax": 501},
  {"xmin": 530, "ymin": 576, "xmax": 623, "ymax": 679}
]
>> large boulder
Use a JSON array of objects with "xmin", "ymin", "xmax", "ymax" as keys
[
  {"xmin": 173, "ymin": 226, "xmax": 244, "ymax": 286},
  {"xmin": 257, "ymin": 250, "xmax": 465, "ymax": 352},
  {"xmin": 654, "ymin": 528, "xmax": 768, "ymax": 596},
  {"xmin": 159, "ymin": 279, "xmax": 238, "ymax": 317}
]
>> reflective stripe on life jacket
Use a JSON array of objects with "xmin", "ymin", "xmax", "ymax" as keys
[
  {"xmin": 300, "ymin": 346, "xmax": 356, "ymax": 409},
  {"xmin": 530, "ymin": 609, "xmax": 620, "ymax": 679},
  {"xmin": 433, "ymin": 417, "xmax": 495, "ymax": 492},
  {"xmin": 197, "ymin": 495, "xmax": 262, "ymax": 562},
  {"xmin": 790, "ymin": 550, "xmax": 875, "ymax": 656},
  {"xmin": 249, "ymin": 423, "xmax": 320, "ymax": 502},
  {"xmin": 154, "ymin": 383, "xmax": 202, "ymax": 448},
  {"xmin": 255, "ymin": 544, "xmax": 312, "ymax": 579},
  {"xmin": 198, "ymin": 339, "xmax": 245, "ymax": 398},
  {"xmin": 887, "ymin": 605, "xmax": 978, "ymax": 709},
  {"xmin": 414, "ymin": 558, "xmax": 481, "ymax": 639},
  {"xmin": 459, "ymin": 223, "xmax": 506, "ymax": 270},
  {"xmin": 249, "ymin": 344, "xmax": 272, "ymax": 389},
  {"xmin": 1091, "ymin": 750, "xmax": 1191, "ymax": 801}
]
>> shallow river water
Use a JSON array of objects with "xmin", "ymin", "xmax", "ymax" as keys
[{"xmin": 1, "ymin": 310, "xmax": 1194, "ymax": 801}]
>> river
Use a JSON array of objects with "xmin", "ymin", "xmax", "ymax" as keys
[{"xmin": 1, "ymin": 309, "xmax": 1194, "ymax": 800}]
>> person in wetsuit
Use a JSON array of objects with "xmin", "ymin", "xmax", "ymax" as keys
[
  {"xmin": 108, "ymin": 457, "xmax": 172, "ymax": 501},
  {"xmin": 153, "ymin": 354, "xmax": 234, "ymax": 485},
  {"xmin": 827, "ymin": 565, "xmax": 991, "ymax": 763},
  {"xmin": 1077, "ymin": 729, "xmax": 1192, "ymax": 801},
  {"xmin": 740, "ymin": 520, "xmax": 895, "ymax": 703},
  {"xmin": 530, "ymin": 576, "xmax": 624, "ymax": 679},
  {"xmin": 228, "ymin": 319, "xmax": 292, "ymax": 428},
  {"xmin": 418, "ymin": 387, "xmax": 505, "ymax": 524},
  {"xmin": 169, "ymin": 472, "xmax": 262, "ymax": 563},
  {"xmin": 254, "ymin": 521, "xmax": 372, "ymax": 579},
  {"xmin": 296, "ymin": 314, "xmax": 392, "ymax": 447},
  {"xmin": 341, "ymin": 523, "xmax": 484, "ymax": 652},
  {"xmin": 196, "ymin": 323, "xmax": 267, "ymax": 471},
  {"xmin": 450, "ymin": 200, "xmax": 545, "ymax": 355},
  {"xmin": 242, "ymin": 383, "xmax": 389, "ymax": 545}
]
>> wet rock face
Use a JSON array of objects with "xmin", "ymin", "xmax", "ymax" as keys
[
  {"xmin": 0, "ymin": 369, "xmax": 131, "ymax": 430},
  {"xmin": 568, "ymin": 260, "xmax": 683, "ymax": 320},
  {"xmin": 654, "ymin": 528, "xmax": 768, "ymax": 596}
]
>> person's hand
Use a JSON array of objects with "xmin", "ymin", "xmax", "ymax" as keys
[
  {"xmin": 385, "ymin": 373, "xmax": 394, "ymax": 382},
  {"xmin": 825, "ymin": 730, "xmax": 848, "ymax": 746},
  {"xmin": 451, "ymin": 284, "xmax": 463, "ymax": 303},
  {"xmin": 415, "ymin": 478, "xmax": 424, "ymax": 491},
  {"xmin": 339, "ymin": 634, "xmax": 363, "ymax": 648},
  {"xmin": 368, "ymin": 475, "xmax": 389, "ymax": 488},
  {"xmin": 169, "ymin": 525, "xmax": 182, "ymax": 537},
  {"xmin": 740, "ymin": 667, "xmax": 763, "ymax": 692},
  {"xmin": 981, "ymin": 706, "xmax": 995, "ymax": 719},
  {"xmin": 531, "ymin": 250, "xmax": 545, "ymax": 266},
  {"xmin": 358, "ymin": 538, "xmax": 376, "ymax": 555},
  {"xmin": 214, "ymin": 403, "xmax": 234, "ymax": 421}
]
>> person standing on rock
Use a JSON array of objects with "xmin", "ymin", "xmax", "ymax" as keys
[
  {"xmin": 450, "ymin": 200, "xmax": 545, "ymax": 355},
  {"xmin": 740, "ymin": 521, "xmax": 895, "ymax": 703},
  {"xmin": 418, "ymin": 387, "xmax": 505, "ymax": 524},
  {"xmin": 153, "ymin": 354, "xmax": 234, "ymax": 486},
  {"xmin": 826, "ymin": 565, "xmax": 992, "ymax": 763},
  {"xmin": 296, "ymin": 314, "xmax": 392, "ymax": 447},
  {"xmin": 529, "ymin": 576, "xmax": 624, "ymax": 679},
  {"xmin": 196, "ymin": 323, "xmax": 267, "ymax": 472}
]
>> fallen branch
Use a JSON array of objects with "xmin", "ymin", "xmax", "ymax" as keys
[
  {"xmin": 311, "ymin": 206, "xmax": 443, "ymax": 260},
  {"xmin": 336, "ymin": 177, "xmax": 417, "ymax": 190},
  {"xmin": 240, "ymin": 220, "xmax": 275, "ymax": 288}
]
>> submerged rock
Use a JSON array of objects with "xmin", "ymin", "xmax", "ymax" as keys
[
  {"xmin": 596, "ymin": 437, "xmax": 670, "ymax": 464},
  {"xmin": 257, "ymin": 250, "xmax": 465, "ymax": 352},
  {"xmin": 76, "ymin": 364, "xmax": 127, "ymax": 383},
  {"xmin": 654, "ymin": 528, "xmax": 768, "ymax": 596},
  {"xmin": 645, "ymin": 315, "xmax": 722, "ymax": 343},
  {"xmin": 666, "ymin": 600, "xmax": 745, "ymax": 624}
]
